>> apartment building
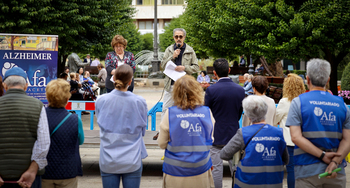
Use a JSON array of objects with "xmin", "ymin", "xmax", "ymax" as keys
[{"xmin": 131, "ymin": 0, "xmax": 186, "ymax": 34}]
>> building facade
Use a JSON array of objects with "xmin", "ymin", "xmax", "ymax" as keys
[{"xmin": 131, "ymin": 0, "xmax": 186, "ymax": 34}]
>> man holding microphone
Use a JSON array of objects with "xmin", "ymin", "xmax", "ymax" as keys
[{"xmin": 160, "ymin": 28, "xmax": 199, "ymax": 119}]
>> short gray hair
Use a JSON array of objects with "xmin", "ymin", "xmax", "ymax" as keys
[
  {"xmin": 306, "ymin": 58, "xmax": 331, "ymax": 87},
  {"xmin": 3, "ymin": 76, "xmax": 26, "ymax": 88},
  {"xmin": 173, "ymin": 28, "xmax": 186, "ymax": 36},
  {"xmin": 243, "ymin": 95, "xmax": 268, "ymax": 123}
]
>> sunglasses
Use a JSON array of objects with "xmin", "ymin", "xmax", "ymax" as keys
[{"xmin": 174, "ymin": 35, "xmax": 183, "ymax": 39}]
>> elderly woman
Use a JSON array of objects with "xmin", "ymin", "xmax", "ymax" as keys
[
  {"xmin": 243, "ymin": 74, "xmax": 253, "ymax": 96},
  {"xmin": 42, "ymin": 79, "xmax": 84, "ymax": 188},
  {"xmin": 220, "ymin": 95, "xmax": 288, "ymax": 187},
  {"xmin": 197, "ymin": 71, "xmax": 210, "ymax": 83},
  {"xmin": 243, "ymin": 76, "xmax": 276, "ymax": 127},
  {"xmin": 158, "ymin": 75, "xmax": 215, "ymax": 188},
  {"xmin": 105, "ymin": 35, "xmax": 136, "ymax": 93},
  {"xmin": 274, "ymin": 73, "xmax": 305, "ymax": 188},
  {"xmin": 96, "ymin": 64, "xmax": 147, "ymax": 188}
]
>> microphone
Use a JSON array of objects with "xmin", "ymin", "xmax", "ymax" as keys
[{"xmin": 176, "ymin": 43, "xmax": 181, "ymax": 49}]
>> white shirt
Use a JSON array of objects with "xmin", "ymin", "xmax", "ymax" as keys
[
  {"xmin": 91, "ymin": 59, "xmax": 100, "ymax": 66},
  {"xmin": 31, "ymin": 107, "xmax": 50, "ymax": 170},
  {"xmin": 274, "ymin": 98, "xmax": 294, "ymax": 146}
]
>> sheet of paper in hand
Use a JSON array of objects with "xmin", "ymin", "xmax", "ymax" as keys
[{"xmin": 163, "ymin": 61, "xmax": 186, "ymax": 81}]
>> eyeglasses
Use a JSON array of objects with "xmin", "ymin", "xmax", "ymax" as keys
[
  {"xmin": 174, "ymin": 35, "xmax": 183, "ymax": 39},
  {"xmin": 115, "ymin": 45, "xmax": 124, "ymax": 48}
]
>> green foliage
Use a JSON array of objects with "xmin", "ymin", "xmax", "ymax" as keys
[
  {"xmin": 159, "ymin": 16, "xmax": 182, "ymax": 52},
  {"xmin": 341, "ymin": 62, "xmax": 350, "ymax": 91},
  {"xmin": 0, "ymin": 0, "xmax": 136, "ymax": 65},
  {"xmin": 115, "ymin": 21, "xmax": 143, "ymax": 56},
  {"xmin": 183, "ymin": 0, "xmax": 350, "ymax": 93},
  {"xmin": 140, "ymin": 33, "xmax": 154, "ymax": 51}
]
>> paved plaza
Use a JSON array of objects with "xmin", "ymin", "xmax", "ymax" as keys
[{"xmin": 78, "ymin": 85, "xmax": 350, "ymax": 188}]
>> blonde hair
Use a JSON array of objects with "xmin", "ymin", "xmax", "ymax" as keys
[
  {"xmin": 75, "ymin": 73, "xmax": 80, "ymax": 81},
  {"xmin": 70, "ymin": 73, "xmax": 76, "ymax": 79},
  {"xmin": 111, "ymin": 35, "xmax": 127, "ymax": 49},
  {"xmin": 114, "ymin": 64, "xmax": 133, "ymax": 90},
  {"xmin": 283, "ymin": 73, "xmax": 306, "ymax": 101},
  {"xmin": 46, "ymin": 79, "xmax": 71, "ymax": 108},
  {"xmin": 173, "ymin": 75, "xmax": 204, "ymax": 110}
]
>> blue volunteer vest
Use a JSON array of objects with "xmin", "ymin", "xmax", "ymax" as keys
[
  {"xmin": 235, "ymin": 124, "xmax": 285, "ymax": 188},
  {"xmin": 295, "ymin": 91, "xmax": 346, "ymax": 165},
  {"xmin": 163, "ymin": 106, "xmax": 213, "ymax": 177}
]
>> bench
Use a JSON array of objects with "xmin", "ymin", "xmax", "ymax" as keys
[{"xmin": 207, "ymin": 66, "xmax": 249, "ymax": 75}]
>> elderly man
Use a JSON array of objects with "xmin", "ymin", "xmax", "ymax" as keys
[
  {"xmin": 160, "ymin": 28, "xmax": 199, "ymax": 119},
  {"xmin": 287, "ymin": 59, "xmax": 350, "ymax": 187},
  {"xmin": 0, "ymin": 67, "xmax": 50, "ymax": 188},
  {"xmin": 83, "ymin": 54, "xmax": 92, "ymax": 65}
]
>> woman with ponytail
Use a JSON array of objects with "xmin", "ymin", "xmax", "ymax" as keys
[{"xmin": 95, "ymin": 64, "xmax": 148, "ymax": 188}]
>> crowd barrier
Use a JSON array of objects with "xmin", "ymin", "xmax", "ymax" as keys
[
  {"xmin": 65, "ymin": 100, "xmax": 96, "ymax": 130},
  {"xmin": 62, "ymin": 101, "xmax": 350, "ymax": 131}
]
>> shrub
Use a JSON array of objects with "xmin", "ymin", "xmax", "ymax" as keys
[{"xmin": 341, "ymin": 62, "xmax": 350, "ymax": 91}]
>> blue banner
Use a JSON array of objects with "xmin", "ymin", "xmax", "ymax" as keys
[{"xmin": 0, "ymin": 50, "xmax": 58, "ymax": 102}]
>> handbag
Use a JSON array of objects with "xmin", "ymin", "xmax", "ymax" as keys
[
  {"xmin": 239, "ymin": 124, "xmax": 266, "ymax": 160},
  {"xmin": 98, "ymin": 80, "xmax": 105, "ymax": 88},
  {"xmin": 50, "ymin": 113, "xmax": 72, "ymax": 137}
]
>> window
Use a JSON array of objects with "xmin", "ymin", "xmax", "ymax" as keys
[
  {"xmin": 139, "ymin": 21, "xmax": 153, "ymax": 29},
  {"xmin": 164, "ymin": 20, "xmax": 171, "ymax": 28},
  {"xmin": 162, "ymin": 0, "xmax": 184, "ymax": 5},
  {"xmin": 137, "ymin": 0, "xmax": 154, "ymax": 5}
]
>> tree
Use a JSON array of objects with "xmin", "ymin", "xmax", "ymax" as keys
[
  {"xmin": 0, "ymin": 0, "xmax": 136, "ymax": 73},
  {"xmin": 183, "ymin": 0, "xmax": 350, "ymax": 94},
  {"xmin": 141, "ymin": 33, "xmax": 154, "ymax": 51},
  {"xmin": 114, "ymin": 21, "xmax": 143, "ymax": 56}
]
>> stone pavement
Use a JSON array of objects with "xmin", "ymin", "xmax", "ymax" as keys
[{"xmin": 78, "ymin": 85, "xmax": 350, "ymax": 187}]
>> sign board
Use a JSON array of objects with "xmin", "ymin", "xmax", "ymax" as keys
[{"xmin": 0, "ymin": 33, "xmax": 58, "ymax": 103}]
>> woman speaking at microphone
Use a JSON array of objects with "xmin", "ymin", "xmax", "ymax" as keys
[{"xmin": 104, "ymin": 35, "xmax": 136, "ymax": 93}]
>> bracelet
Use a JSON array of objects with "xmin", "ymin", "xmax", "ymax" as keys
[
  {"xmin": 319, "ymin": 151, "xmax": 326, "ymax": 160},
  {"xmin": 331, "ymin": 160, "xmax": 338, "ymax": 166}
]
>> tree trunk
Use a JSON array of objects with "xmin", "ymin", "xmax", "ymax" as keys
[
  {"xmin": 260, "ymin": 56, "xmax": 274, "ymax": 76},
  {"xmin": 324, "ymin": 49, "xmax": 347, "ymax": 95},
  {"xmin": 275, "ymin": 61, "xmax": 284, "ymax": 77}
]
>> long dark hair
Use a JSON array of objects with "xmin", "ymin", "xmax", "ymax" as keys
[{"xmin": 0, "ymin": 75, "xmax": 4, "ymax": 96}]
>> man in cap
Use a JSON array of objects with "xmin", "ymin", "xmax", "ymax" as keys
[{"xmin": 0, "ymin": 67, "xmax": 50, "ymax": 188}]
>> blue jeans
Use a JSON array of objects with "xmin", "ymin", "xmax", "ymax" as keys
[
  {"xmin": 101, "ymin": 165, "xmax": 142, "ymax": 188},
  {"xmin": 287, "ymin": 146, "xmax": 295, "ymax": 188}
]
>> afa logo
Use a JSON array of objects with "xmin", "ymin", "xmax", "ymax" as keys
[
  {"xmin": 180, "ymin": 120, "xmax": 190, "ymax": 129},
  {"xmin": 2, "ymin": 62, "xmax": 18, "ymax": 76},
  {"xmin": 255, "ymin": 143, "xmax": 264, "ymax": 153},
  {"xmin": 314, "ymin": 107, "xmax": 323, "ymax": 116}
]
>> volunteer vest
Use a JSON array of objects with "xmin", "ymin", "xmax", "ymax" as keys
[
  {"xmin": 0, "ymin": 89, "xmax": 43, "ymax": 179},
  {"xmin": 295, "ymin": 91, "xmax": 346, "ymax": 165},
  {"xmin": 235, "ymin": 124, "xmax": 285, "ymax": 188},
  {"xmin": 163, "ymin": 106, "xmax": 213, "ymax": 177}
]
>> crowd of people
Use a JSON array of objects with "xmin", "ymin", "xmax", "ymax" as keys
[{"xmin": 0, "ymin": 28, "xmax": 350, "ymax": 188}]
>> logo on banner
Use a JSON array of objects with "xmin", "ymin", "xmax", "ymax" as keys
[{"xmin": 2, "ymin": 62, "xmax": 18, "ymax": 76}]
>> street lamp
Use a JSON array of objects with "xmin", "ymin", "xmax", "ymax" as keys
[
  {"xmin": 151, "ymin": 0, "xmax": 161, "ymax": 72},
  {"xmin": 248, "ymin": 55, "xmax": 254, "ymax": 74}
]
